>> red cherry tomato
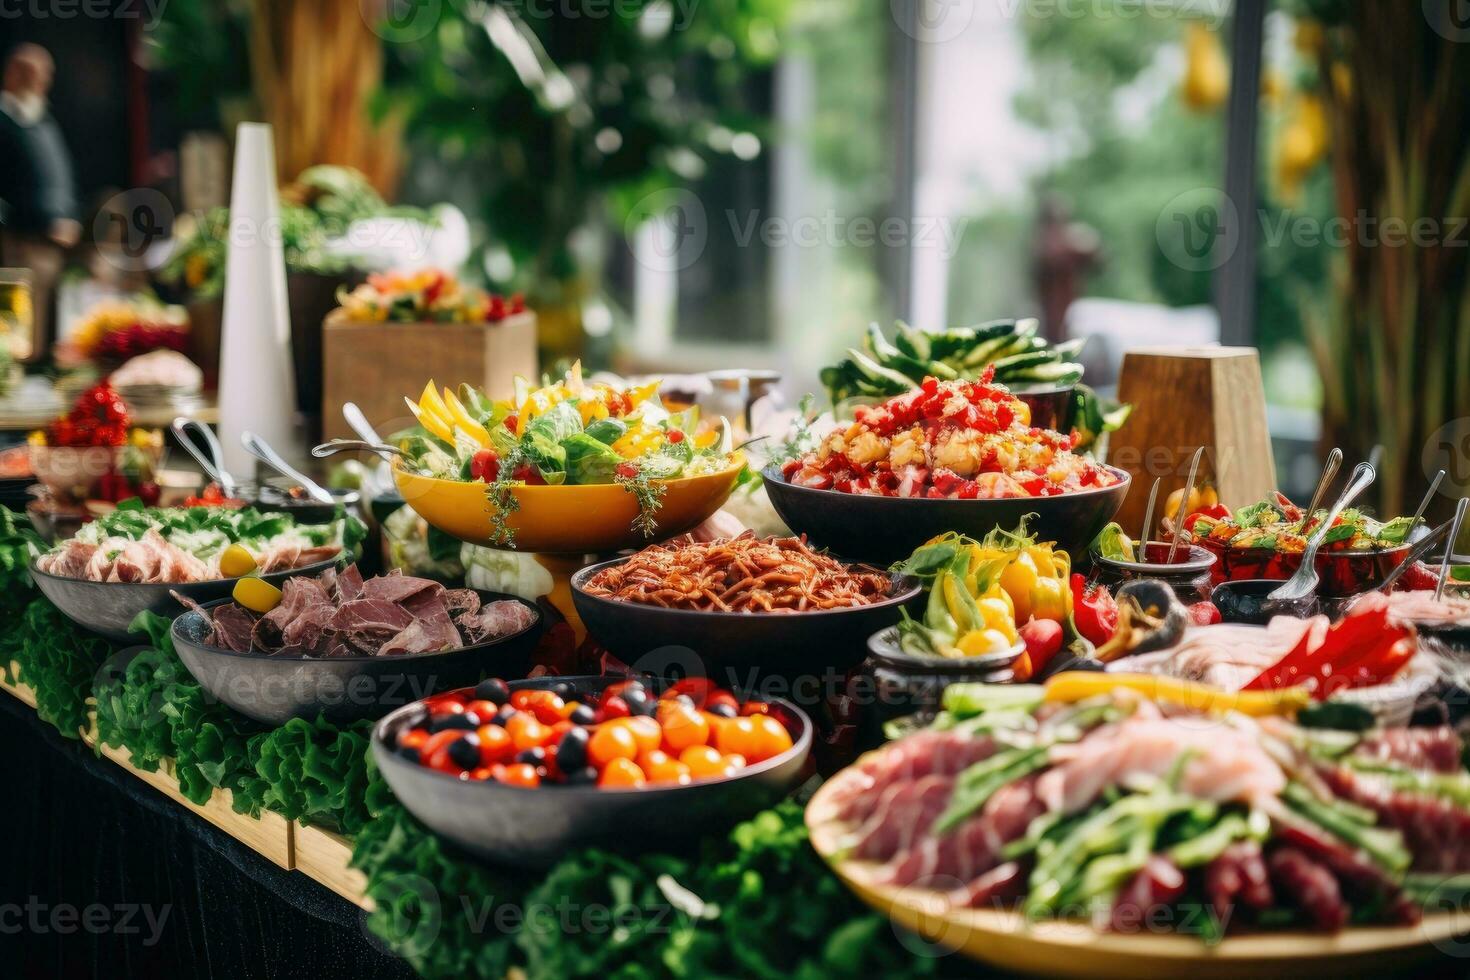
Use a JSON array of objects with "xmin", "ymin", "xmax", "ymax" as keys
[
  {"xmin": 475, "ymin": 724, "xmax": 514, "ymax": 765},
  {"xmin": 470, "ymin": 449, "xmax": 500, "ymax": 482},
  {"xmin": 428, "ymin": 698, "xmax": 466, "ymax": 717},
  {"xmin": 739, "ymin": 700, "xmax": 771, "ymax": 716},
  {"xmin": 705, "ymin": 691, "xmax": 739, "ymax": 715},
  {"xmin": 397, "ymin": 729, "xmax": 429, "ymax": 751},
  {"xmin": 600, "ymin": 695, "xmax": 631, "ymax": 720}
]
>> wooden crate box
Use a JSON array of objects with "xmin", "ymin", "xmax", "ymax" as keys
[{"xmin": 321, "ymin": 310, "xmax": 537, "ymax": 440}]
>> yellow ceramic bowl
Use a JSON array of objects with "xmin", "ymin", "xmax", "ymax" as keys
[
  {"xmin": 392, "ymin": 453, "xmax": 746, "ymax": 553},
  {"xmin": 807, "ymin": 760, "xmax": 1470, "ymax": 979}
]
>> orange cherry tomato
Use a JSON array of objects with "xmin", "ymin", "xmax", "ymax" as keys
[
  {"xmin": 623, "ymin": 715, "xmax": 663, "ymax": 755},
  {"xmin": 680, "ymin": 745, "xmax": 727, "ymax": 779},
  {"xmin": 645, "ymin": 755, "xmax": 692, "ymax": 785},
  {"xmin": 505, "ymin": 713, "xmax": 553, "ymax": 752},
  {"xmin": 397, "ymin": 729, "xmax": 429, "ymax": 751},
  {"xmin": 720, "ymin": 753, "xmax": 747, "ymax": 775},
  {"xmin": 499, "ymin": 763, "xmax": 541, "ymax": 788},
  {"xmin": 598, "ymin": 757, "xmax": 646, "ymax": 787},
  {"xmin": 465, "ymin": 699, "xmax": 499, "ymax": 720},
  {"xmin": 560, "ymin": 699, "xmax": 584, "ymax": 720},
  {"xmin": 510, "ymin": 690, "xmax": 537, "ymax": 711},
  {"xmin": 657, "ymin": 701, "xmax": 710, "ymax": 753},
  {"xmin": 420, "ymin": 729, "xmax": 464, "ymax": 762},
  {"xmin": 715, "ymin": 716, "xmax": 760, "ymax": 759},
  {"xmin": 469, "ymin": 767, "xmax": 496, "ymax": 781},
  {"xmin": 475, "ymin": 724, "xmax": 514, "ymax": 765},
  {"xmin": 661, "ymin": 678, "xmax": 715, "ymax": 708},
  {"xmin": 524, "ymin": 690, "xmax": 566, "ymax": 724},
  {"xmin": 588, "ymin": 723, "xmax": 639, "ymax": 768},
  {"xmin": 746, "ymin": 715, "xmax": 794, "ymax": 764},
  {"xmin": 739, "ymin": 700, "xmax": 771, "ymax": 716}
]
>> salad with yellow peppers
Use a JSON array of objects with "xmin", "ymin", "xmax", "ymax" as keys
[
  {"xmin": 893, "ymin": 519, "xmax": 1073, "ymax": 677},
  {"xmin": 399, "ymin": 363, "xmax": 738, "ymax": 544}
]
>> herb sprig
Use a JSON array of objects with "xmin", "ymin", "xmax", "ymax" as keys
[{"xmin": 615, "ymin": 466, "xmax": 669, "ymax": 538}]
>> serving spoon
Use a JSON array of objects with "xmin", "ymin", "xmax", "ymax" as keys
[
  {"xmin": 1137, "ymin": 477, "xmax": 1161, "ymax": 565},
  {"xmin": 311, "ymin": 439, "xmax": 405, "ymax": 463},
  {"xmin": 1269, "ymin": 461, "xmax": 1375, "ymax": 603},
  {"xmin": 1166, "ymin": 447, "xmax": 1204, "ymax": 564},
  {"xmin": 1376, "ymin": 518, "xmax": 1453, "ymax": 593},
  {"xmin": 1297, "ymin": 447, "xmax": 1342, "ymax": 532},
  {"xmin": 1435, "ymin": 497, "xmax": 1469, "ymax": 601},
  {"xmin": 170, "ymin": 417, "xmax": 237, "ymax": 496},
  {"xmin": 240, "ymin": 431, "xmax": 335, "ymax": 505}
]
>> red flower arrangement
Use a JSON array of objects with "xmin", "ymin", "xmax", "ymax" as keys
[{"xmin": 49, "ymin": 382, "xmax": 132, "ymax": 448}]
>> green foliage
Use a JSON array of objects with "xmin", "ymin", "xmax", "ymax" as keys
[
  {"xmin": 352, "ymin": 797, "xmax": 933, "ymax": 980},
  {"xmin": 250, "ymin": 716, "xmax": 377, "ymax": 834},
  {"xmin": 384, "ymin": 0, "xmax": 793, "ymax": 287},
  {"xmin": 4, "ymin": 599, "xmax": 111, "ymax": 738}
]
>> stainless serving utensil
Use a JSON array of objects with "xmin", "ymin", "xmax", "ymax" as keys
[
  {"xmin": 1138, "ymin": 477, "xmax": 1161, "ymax": 565},
  {"xmin": 342, "ymin": 401, "xmax": 384, "ymax": 446},
  {"xmin": 1408, "ymin": 469, "xmax": 1445, "ymax": 538},
  {"xmin": 311, "ymin": 439, "xmax": 405, "ymax": 463},
  {"xmin": 1436, "ymin": 497, "xmax": 1469, "ymax": 601},
  {"xmin": 1269, "ymin": 461, "xmax": 1376, "ymax": 603},
  {"xmin": 240, "ymin": 431, "xmax": 335, "ymax": 505},
  {"xmin": 1166, "ymin": 447, "xmax": 1204, "ymax": 564},
  {"xmin": 1377, "ymin": 518, "xmax": 1453, "ymax": 593},
  {"xmin": 170, "ymin": 416, "xmax": 237, "ymax": 495},
  {"xmin": 1298, "ymin": 447, "xmax": 1342, "ymax": 532}
]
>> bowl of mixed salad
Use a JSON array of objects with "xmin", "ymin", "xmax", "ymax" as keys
[
  {"xmin": 392, "ymin": 364, "xmax": 746, "ymax": 552},
  {"xmin": 765, "ymin": 372, "xmax": 1129, "ymax": 564},
  {"xmin": 31, "ymin": 501, "xmax": 364, "ymax": 641},
  {"xmin": 1183, "ymin": 493, "xmax": 1418, "ymax": 596}
]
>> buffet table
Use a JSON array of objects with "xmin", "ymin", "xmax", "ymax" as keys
[{"xmin": 0, "ymin": 690, "xmax": 410, "ymax": 980}]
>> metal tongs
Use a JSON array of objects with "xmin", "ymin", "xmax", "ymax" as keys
[
  {"xmin": 1269, "ymin": 461, "xmax": 1376, "ymax": 602},
  {"xmin": 240, "ymin": 431, "xmax": 335, "ymax": 505},
  {"xmin": 171, "ymin": 417, "xmax": 238, "ymax": 496}
]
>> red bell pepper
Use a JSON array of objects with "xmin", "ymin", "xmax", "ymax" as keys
[{"xmin": 1070, "ymin": 573, "xmax": 1118, "ymax": 647}]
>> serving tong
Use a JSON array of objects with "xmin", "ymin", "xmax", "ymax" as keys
[
  {"xmin": 1136, "ymin": 477, "xmax": 1161, "ymax": 564},
  {"xmin": 240, "ymin": 431, "xmax": 335, "ymax": 505},
  {"xmin": 171, "ymin": 417, "xmax": 238, "ymax": 496},
  {"xmin": 1435, "ymin": 497, "xmax": 1469, "ymax": 601},
  {"xmin": 1268, "ymin": 461, "xmax": 1376, "ymax": 603},
  {"xmin": 1165, "ymin": 447, "xmax": 1205, "ymax": 565},
  {"xmin": 1297, "ymin": 448, "xmax": 1342, "ymax": 533},
  {"xmin": 311, "ymin": 439, "xmax": 404, "ymax": 463}
]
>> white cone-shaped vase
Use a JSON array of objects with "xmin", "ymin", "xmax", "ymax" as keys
[{"xmin": 216, "ymin": 122, "xmax": 296, "ymax": 477}]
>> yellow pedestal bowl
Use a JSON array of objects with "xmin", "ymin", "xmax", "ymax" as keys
[{"xmin": 391, "ymin": 453, "xmax": 746, "ymax": 554}]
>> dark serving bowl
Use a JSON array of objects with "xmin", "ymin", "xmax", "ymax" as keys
[
  {"xmin": 1198, "ymin": 537, "xmax": 1413, "ymax": 598},
  {"xmin": 570, "ymin": 556, "xmax": 922, "ymax": 692},
  {"xmin": 250, "ymin": 483, "xmax": 363, "ymax": 526},
  {"xmin": 1011, "ymin": 382, "xmax": 1075, "ymax": 433},
  {"xmin": 761, "ymin": 463, "xmax": 1131, "ymax": 567},
  {"xmin": 171, "ymin": 591, "xmax": 541, "ymax": 726},
  {"xmin": 1210, "ymin": 578, "xmax": 1320, "ymax": 625},
  {"xmin": 372, "ymin": 675, "xmax": 812, "ymax": 867},
  {"xmin": 30, "ymin": 555, "xmax": 342, "ymax": 643},
  {"xmin": 861, "ymin": 625, "xmax": 1025, "ymax": 731}
]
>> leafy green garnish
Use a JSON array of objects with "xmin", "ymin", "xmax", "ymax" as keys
[{"xmin": 615, "ymin": 465, "xmax": 669, "ymax": 539}]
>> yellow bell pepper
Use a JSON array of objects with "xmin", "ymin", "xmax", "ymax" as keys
[
  {"xmin": 975, "ymin": 594, "xmax": 1018, "ymax": 642},
  {"xmin": 232, "ymin": 576, "xmax": 283, "ymax": 614},
  {"xmin": 404, "ymin": 397, "xmax": 454, "ymax": 444},
  {"xmin": 627, "ymin": 380, "xmax": 661, "ymax": 408},
  {"xmin": 218, "ymin": 544, "xmax": 257, "ymax": 578},
  {"xmin": 611, "ymin": 423, "xmax": 662, "ymax": 459},
  {"xmin": 441, "ymin": 388, "xmax": 491, "ymax": 445},
  {"xmin": 1042, "ymin": 672, "xmax": 1310, "ymax": 718},
  {"xmin": 1030, "ymin": 575, "xmax": 1069, "ymax": 624},
  {"xmin": 579, "ymin": 398, "xmax": 611, "ymax": 426},
  {"xmin": 957, "ymin": 628, "xmax": 1015, "ymax": 657},
  {"xmin": 418, "ymin": 381, "xmax": 453, "ymax": 427},
  {"xmin": 999, "ymin": 550, "xmax": 1039, "ymax": 623}
]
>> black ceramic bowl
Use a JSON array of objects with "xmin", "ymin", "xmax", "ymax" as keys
[
  {"xmin": 862, "ymin": 625, "xmax": 1024, "ymax": 730},
  {"xmin": 372, "ymin": 675, "xmax": 813, "ymax": 866},
  {"xmin": 1210, "ymin": 578, "xmax": 1320, "ymax": 625},
  {"xmin": 250, "ymin": 483, "xmax": 363, "ymax": 526},
  {"xmin": 570, "ymin": 556, "xmax": 922, "ymax": 691},
  {"xmin": 30, "ymin": 555, "xmax": 342, "ymax": 643},
  {"xmin": 761, "ymin": 464, "xmax": 1131, "ymax": 566},
  {"xmin": 171, "ymin": 591, "xmax": 541, "ymax": 726}
]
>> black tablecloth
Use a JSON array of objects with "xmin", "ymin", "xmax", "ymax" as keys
[{"xmin": 0, "ymin": 692, "xmax": 414, "ymax": 980}]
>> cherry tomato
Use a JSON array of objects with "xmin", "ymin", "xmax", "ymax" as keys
[
  {"xmin": 598, "ymin": 757, "xmax": 646, "ymax": 787},
  {"xmin": 661, "ymin": 678, "xmax": 715, "ymax": 708},
  {"xmin": 397, "ymin": 728, "xmax": 429, "ymax": 751},
  {"xmin": 680, "ymin": 745, "xmax": 727, "ymax": 779},
  {"xmin": 739, "ymin": 700, "xmax": 771, "ymax": 717},
  {"xmin": 715, "ymin": 716, "xmax": 760, "ymax": 759},
  {"xmin": 420, "ymin": 729, "xmax": 464, "ymax": 762},
  {"xmin": 528, "ymin": 690, "xmax": 567, "ymax": 725},
  {"xmin": 599, "ymin": 695, "xmax": 631, "ymax": 720},
  {"xmin": 469, "ymin": 767, "xmax": 497, "ymax": 781},
  {"xmin": 465, "ymin": 700, "xmax": 500, "ymax": 720},
  {"xmin": 475, "ymin": 724, "xmax": 514, "ymax": 765},
  {"xmin": 423, "ymin": 731, "xmax": 469, "ymax": 774},
  {"xmin": 541, "ymin": 743, "xmax": 562, "ymax": 781},
  {"xmin": 428, "ymin": 698, "xmax": 466, "ymax": 717},
  {"xmin": 705, "ymin": 690, "xmax": 739, "ymax": 715},
  {"xmin": 505, "ymin": 713, "xmax": 553, "ymax": 751},
  {"xmin": 588, "ymin": 723, "xmax": 639, "ymax": 768},
  {"xmin": 622, "ymin": 715, "xmax": 663, "ymax": 754},
  {"xmin": 720, "ymin": 753, "xmax": 747, "ymax": 775},
  {"xmin": 559, "ymin": 699, "xmax": 584, "ymax": 720},
  {"xmin": 470, "ymin": 448, "xmax": 500, "ymax": 482},
  {"xmin": 499, "ymin": 763, "xmax": 541, "ymax": 788},
  {"xmin": 644, "ymin": 755, "xmax": 692, "ymax": 785},
  {"xmin": 657, "ymin": 701, "xmax": 710, "ymax": 753},
  {"xmin": 746, "ymin": 715, "xmax": 793, "ymax": 763},
  {"xmin": 510, "ymin": 690, "xmax": 537, "ymax": 712}
]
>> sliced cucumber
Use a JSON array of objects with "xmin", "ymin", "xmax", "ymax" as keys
[
  {"xmin": 894, "ymin": 321, "xmax": 932, "ymax": 362},
  {"xmin": 847, "ymin": 348, "xmax": 914, "ymax": 393},
  {"xmin": 990, "ymin": 349, "xmax": 1061, "ymax": 377},
  {"xmin": 864, "ymin": 322, "xmax": 901, "ymax": 360},
  {"xmin": 960, "ymin": 332, "xmax": 1023, "ymax": 368},
  {"xmin": 1006, "ymin": 360, "xmax": 1084, "ymax": 384}
]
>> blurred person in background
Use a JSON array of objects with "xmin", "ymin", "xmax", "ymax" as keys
[{"xmin": 0, "ymin": 42, "xmax": 79, "ymax": 346}]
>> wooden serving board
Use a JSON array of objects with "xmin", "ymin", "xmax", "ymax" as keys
[
  {"xmin": 321, "ymin": 309, "xmax": 538, "ymax": 441},
  {"xmin": 0, "ymin": 664, "xmax": 38, "ymax": 709},
  {"xmin": 294, "ymin": 821, "xmax": 372, "ymax": 910},
  {"xmin": 97, "ymin": 743, "xmax": 295, "ymax": 870},
  {"xmin": 806, "ymin": 759, "xmax": 1470, "ymax": 979},
  {"xmin": 1109, "ymin": 347, "xmax": 1277, "ymax": 533}
]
